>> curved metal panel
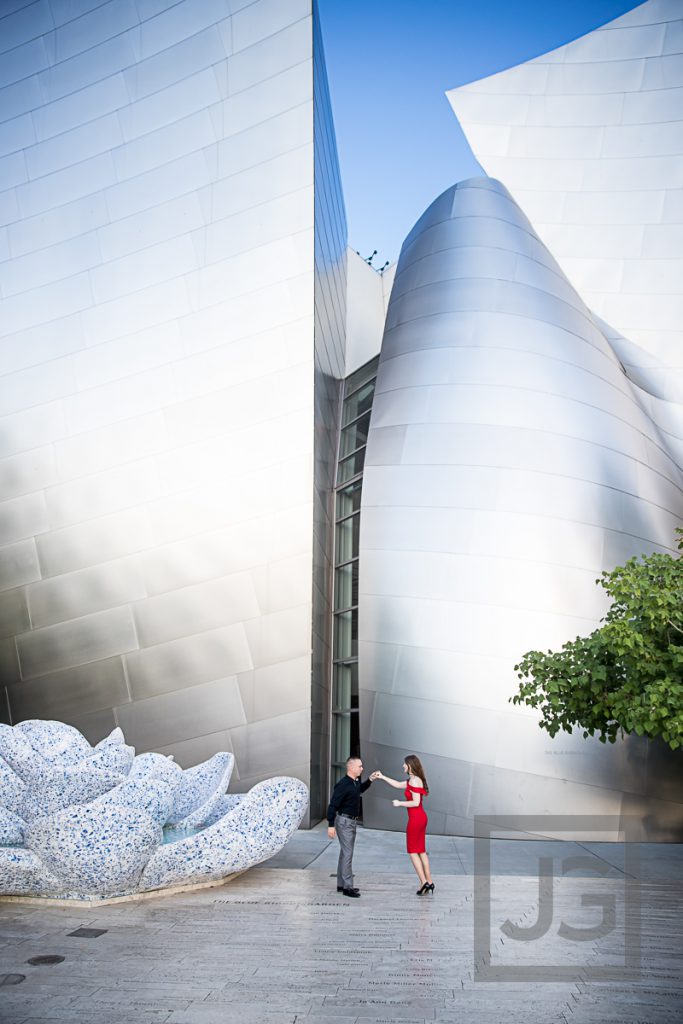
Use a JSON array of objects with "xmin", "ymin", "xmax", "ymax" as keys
[
  {"xmin": 359, "ymin": 178, "xmax": 683, "ymax": 841},
  {"xmin": 0, "ymin": 0, "xmax": 320, "ymax": 805},
  {"xmin": 447, "ymin": 0, "xmax": 683, "ymax": 391}
]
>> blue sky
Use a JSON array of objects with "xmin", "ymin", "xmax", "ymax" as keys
[{"xmin": 317, "ymin": 0, "xmax": 643, "ymax": 264}]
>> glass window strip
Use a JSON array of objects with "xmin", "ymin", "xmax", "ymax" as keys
[
  {"xmin": 334, "ymin": 560, "xmax": 359, "ymax": 574},
  {"xmin": 335, "ymin": 514, "xmax": 360, "ymax": 528},
  {"xmin": 341, "ymin": 405, "xmax": 375, "ymax": 431},
  {"xmin": 342, "ymin": 385, "xmax": 376, "ymax": 429},
  {"xmin": 339, "ymin": 439, "xmax": 369, "ymax": 463},
  {"xmin": 337, "ymin": 449, "xmax": 367, "ymax": 485},
  {"xmin": 336, "ymin": 469, "xmax": 364, "ymax": 489},
  {"xmin": 344, "ymin": 357, "xmax": 379, "ymax": 397},
  {"xmin": 335, "ymin": 481, "xmax": 363, "ymax": 518},
  {"xmin": 344, "ymin": 378, "xmax": 377, "ymax": 404},
  {"xmin": 344, "ymin": 372, "xmax": 378, "ymax": 401},
  {"xmin": 338, "ymin": 447, "xmax": 367, "ymax": 467},
  {"xmin": 344, "ymin": 366, "xmax": 378, "ymax": 400},
  {"xmin": 335, "ymin": 512, "xmax": 360, "ymax": 528},
  {"xmin": 330, "ymin": 356, "xmax": 378, "ymax": 796}
]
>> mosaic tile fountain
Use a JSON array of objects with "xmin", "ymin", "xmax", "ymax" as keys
[{"xmin": 0, "ymin": 720, "xmax": 308, "ymax": 901}]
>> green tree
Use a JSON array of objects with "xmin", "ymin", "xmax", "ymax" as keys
[{"xmin": 511, "ymin": 530, "xmax": 683, "ymax": 750}]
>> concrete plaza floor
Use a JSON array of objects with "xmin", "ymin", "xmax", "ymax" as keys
[{"xmin": 1, "ymin": 823, "xmax": 682, "ymax": 1024}]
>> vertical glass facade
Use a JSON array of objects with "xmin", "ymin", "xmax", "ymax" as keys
[
  {"xmin": 311, "ymin": 0, "xmax": 348, "ymax": 819},
  {"xmin": 330, "ymin": 356, "xmax": 379, "ymax": 785}
]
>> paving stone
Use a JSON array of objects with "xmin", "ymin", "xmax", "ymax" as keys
[
  {"xmin": 1, "ymin": 830, "xmax": 681, "ymax": 1024},
  {"xmin": 167, "ymin": 1009, "xmax": 297, "ymax": 1023},
  {"xmin": 16, "ymin": 1015, "xmax": 170, "ymax": 1024}
]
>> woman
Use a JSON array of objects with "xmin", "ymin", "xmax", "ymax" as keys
[{"xmin": 371, "ymin": 755, "xmax": 434, "ymax": 894}]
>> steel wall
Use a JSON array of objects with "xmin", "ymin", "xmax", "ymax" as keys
[
  {"xmin": 0, "ymin": 0, "xmax": 319, "ymax": 799},
  {"xmin": 359, "ymin": 178, "xmax": 683, "ymax": 841},
  {"xmin": 447, "ymin": 0, "xmax": 683, "ymax": 393}
]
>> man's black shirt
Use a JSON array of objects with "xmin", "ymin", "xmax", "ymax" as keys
[{"xmin": 327, "ymin": 774, "xmax": 372, "ymax": 826}]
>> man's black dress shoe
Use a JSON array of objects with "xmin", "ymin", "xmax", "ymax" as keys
[
  {"xmin": 337, "ymin": 886, "xmax": 359, "ymax": 893},
  {"xmin": 342, "ymin": 888, "xmax": 360, "ymax": 897}
]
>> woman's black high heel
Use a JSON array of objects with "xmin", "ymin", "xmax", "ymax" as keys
[
  {"xmin": 416, "ymin": 882, "xmax": 429, "ymax": 895},
  {"xmin": 426, "ymin": 882, "xmax": 435, "ymax": 893}
]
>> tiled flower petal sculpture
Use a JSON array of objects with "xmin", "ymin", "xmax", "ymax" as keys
[{"xmin": 0, "ymin": 721, "xmax": 308, "ymax": 900}]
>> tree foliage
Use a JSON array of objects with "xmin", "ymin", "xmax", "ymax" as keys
[{"xmin": 511, "ymin": 531, "xmax": 683, "ymax": 750}]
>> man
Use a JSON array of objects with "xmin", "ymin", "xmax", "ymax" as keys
[{"xmin": 327, "ymin": 755, "xmax": 372, "ymax": 897}]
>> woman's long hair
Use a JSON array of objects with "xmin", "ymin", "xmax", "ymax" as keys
[{"xmin": 404, "ymin": 754, "xmax": 429, "ymax": 795}]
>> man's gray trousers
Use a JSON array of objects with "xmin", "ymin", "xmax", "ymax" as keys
[{"xmin": 335, "ymin": 813, "xmax": 357, "ymax": 889}]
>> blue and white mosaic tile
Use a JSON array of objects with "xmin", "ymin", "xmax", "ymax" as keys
[
  {"xmin": 139, "ymin": 777, "xmax": 309, "ymax": 891},
  {"xmin": 0, "ymin": 720, "xmax": 308, "ymax": 900},
  {"xmin": 20, "ymin": 763, "xmax": 127, "ymax": 822},
  {"xmin": 167, "ymin": 752, "xmax": 235, "ymax": 828},
  {"xmin": 95, "ymin": 727, "xmax": 125, "ymax": 750},
  {"xmin": 129, "ymin": 752, "xmax": 182, "ymax": 788},
  {"xmin": 0, "ymin": 724, "xmax": 49, "ymax": 782},
  {"xmin": 26, "ymin": 804, "xmax": 161, "ymax": 896},
  {"xmin": 0, "ymin": 806, "xmax": 25, "ymax": 846},
  {"xmin": 0, "ymin": 846, "xmax": 65, "ymax": 898},
  {"xmin": 202, "ymin": 793, "xmax": 246, "ymax": 826},
  {"xmin": 0, "ymin": 755, "xmax": 27, "ymax": 818},
  {"xmin": 16, "ymin": 720, "xmax": 92, "ymax": 765},
  {"xmin": 95, "ymin": 777, "xmax": 178, "ymax": 826}
]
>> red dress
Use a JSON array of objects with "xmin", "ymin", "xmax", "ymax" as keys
[{"xmin": 405, "ymin": 782, "xmax": 428, "ymax": 854}]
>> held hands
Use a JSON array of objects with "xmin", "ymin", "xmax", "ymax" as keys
[{"xmin": 370, "ymin": 770, "xmax": 382, "ymax": 781}]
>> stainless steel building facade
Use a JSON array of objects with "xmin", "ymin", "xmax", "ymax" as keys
[
  {"xmin": 0, "ymin": 0, "xmax": 337, "ymax": 824},
  {"xmin": 447, "ymin": 0, "xmax": 683, "ymax": 397},
  {"xmin": 358, "ymin": 177, "xmax": 683, "ymax": 841},
  {"xmin": 1, "ymin": 0, "xmax": 682, "ymax": 839}
]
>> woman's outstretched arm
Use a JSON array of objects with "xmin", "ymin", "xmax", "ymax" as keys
[{"xmin": 370, "ymin": 771, "xmax": 406, "ymax": 790}]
